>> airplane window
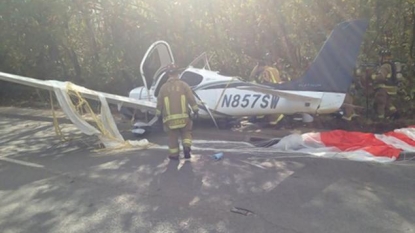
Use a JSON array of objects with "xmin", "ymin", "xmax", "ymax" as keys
[
  {"xmin": 180, "ymin": 71, "xmax": 203, "ymax": 87},
  {"xmin": 142, "ymin": 51, "xmax": 161, "ymax": 87}
]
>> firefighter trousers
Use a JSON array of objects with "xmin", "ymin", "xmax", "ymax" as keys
[
  {"xmin": 267, "ymin": 114, "xmax": 284, "ymax": 126},
  {"xmin": 343, "ymin": 94, "xmax": 356, "ymax": 121},
  {"xmin": 374, "ymin": 88, "xmax": 396, "ymax": 119},
  {"xmin": 164, "ymin": 119, "xmax": 193, "ymax": 157}
]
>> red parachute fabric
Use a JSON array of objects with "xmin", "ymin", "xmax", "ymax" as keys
[{"xmin": 319, "ymin": 130, "xmax": 401, "ymax": 159}]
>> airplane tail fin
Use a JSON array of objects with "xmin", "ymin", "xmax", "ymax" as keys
[{"xmin": 278, "ymin": 19, "xmax": 369, "ymax": 93}]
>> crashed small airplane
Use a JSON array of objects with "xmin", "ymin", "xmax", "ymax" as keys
[
  {"xmin": 126, "ymin": 19, "xmax": 369, "ymax": 134},
  {"xmin": 0, "ymin": 19, "xmax": 369, "ymax": 138}
]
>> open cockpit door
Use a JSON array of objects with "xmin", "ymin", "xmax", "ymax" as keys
[
  {"xmin": 187, "ymin": 52, "xmax": 212, "ymax": 70},
  {"xmin": 140, "ymin": 41, "xmax": 175, "ymax": 92}
]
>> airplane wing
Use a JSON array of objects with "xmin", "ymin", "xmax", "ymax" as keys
[
  {"xmin": 236, "ymin": 86, "xmax": 321, "ymax": 101},
  {"xmin": 0, "ymin": 71, "xmax": 157, "ymax": 111}
]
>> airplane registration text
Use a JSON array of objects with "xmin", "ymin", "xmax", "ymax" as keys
[{"xmin": 221, "ymin": 94, "xmax": 280, "ymax": 109}]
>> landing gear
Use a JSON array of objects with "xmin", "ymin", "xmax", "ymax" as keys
[
  {"xmin": 330, "ymin": 109, "xmax": 345, "ymax": 119},
  {"xmin": 228, "ymin": 119, "xmax": 242, "ymax": 128},
  {"xmin": 217, "ymin": 118, "xmax": 242, "ymax": 129},
  {"xmin": 132, "ymin": 121, "xmax": 153, "ymax": 137},
  {"xmin": 131, "ymin": 114, "xmax": 162, "ymax": 137}
]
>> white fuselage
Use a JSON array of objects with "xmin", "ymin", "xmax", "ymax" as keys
[{"xmin": 129, "ymin": 68, "xmax": 346, "ymax": 119}]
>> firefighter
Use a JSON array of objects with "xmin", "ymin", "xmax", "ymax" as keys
[
  {"xmin": 251, "ymin": 60, "xmax": 282, "ymax": 84},
  {"xmin": 372, "ymin": 49, "xmax": 399, "ymax": 120},
  {"xmin": 249, "ymin": 60, "xmax": 284, "ymax": 127},
  {"xmin": 342, "ymin": 68, "xmax": 362, "ymax": 121},
  {"xmin": 156, "ymin": 64, "xmax": 199, "ymax": 160},
  {"xmin": 342, "ymin": 89, "xmax": 359, "ymax": 121}
]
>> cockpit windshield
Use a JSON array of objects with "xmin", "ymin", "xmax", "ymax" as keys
[{"xmin": 180, "ymin": 71, "xmax": 203, "ymax": 87}]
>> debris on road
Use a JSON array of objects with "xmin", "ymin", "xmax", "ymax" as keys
[
  {"xmin": 231, "ymin": 207, "xmax": 254, "ymax": 216},
  {"xmin": 212, "ymin": 152, "xmax": 224, "ymax": 160}
]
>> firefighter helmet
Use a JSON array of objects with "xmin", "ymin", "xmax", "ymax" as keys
[{"xmin": 165, "ymin": 64, "xmax": 180, "ymax": 75}]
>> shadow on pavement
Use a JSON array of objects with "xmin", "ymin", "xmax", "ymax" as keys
[{"xmin": 1, "ymin": 107, "xmax": 415, "ymax": 233}]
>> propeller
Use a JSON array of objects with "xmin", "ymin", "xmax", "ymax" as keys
[{"xmin": 192, "ymin": 90, "xmax": 219, "ymax": 129}]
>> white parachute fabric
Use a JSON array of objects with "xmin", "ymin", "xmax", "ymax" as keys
[
  {"xmin": 269, "ymin": 129, "xmax": 413, "ymax": 163},
  {"xmin": 97, "ymin": 93, "xmax": 126, "ymax": 147},
  {"xmin": 270, "ymin": 133, "xmax": 388, "ymax": 163},
  {"xmin": 53, "ymin": 83, "xmax": 100, "ymax": 136},
  {"xmin": 395, "ymin": 127, "xmax": 415, "ymax": 140},
  {"xmin": 51, "ymin": 81, "xmax": 149, "ymax": 149},
  {"xmin": 374, "ymin": 134, "xmax": 415, "ymax": 153}
]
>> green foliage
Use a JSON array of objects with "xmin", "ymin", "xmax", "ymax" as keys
[{"xmin": 1, "ymin": 0, "xmax": 415, "ymax": 104}]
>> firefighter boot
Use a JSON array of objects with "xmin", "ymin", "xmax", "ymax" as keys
[{"xmin": 183, "ymin": 146, "xmax": 191, "ymax": 159}]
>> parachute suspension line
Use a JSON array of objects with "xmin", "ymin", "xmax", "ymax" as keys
[
  {"xmin": 66, "ymin": 83, "xmax": 125, "ymax": 145},
  {"xmin": 214, "ymin": 77, "xmax": 237, "ymax": 111},
  {"xmin": 46, "ymin": 81, "xmax": 153, "ymax": 151},
  {"xmin": 131, "ymin": 108, "xmax": 137, "ymax": 126},
  {"xmin": 50, "ymin": 90, "xmax": 68, "ymax": 142},
  {"xmin": 65, "ymin": 83, "xmax": 155, "ymax": 152}
]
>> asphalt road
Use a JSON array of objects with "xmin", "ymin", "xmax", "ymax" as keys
[{"xmin": 1, "ymin": 107, "xmax": 415, "ymax": 233}]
